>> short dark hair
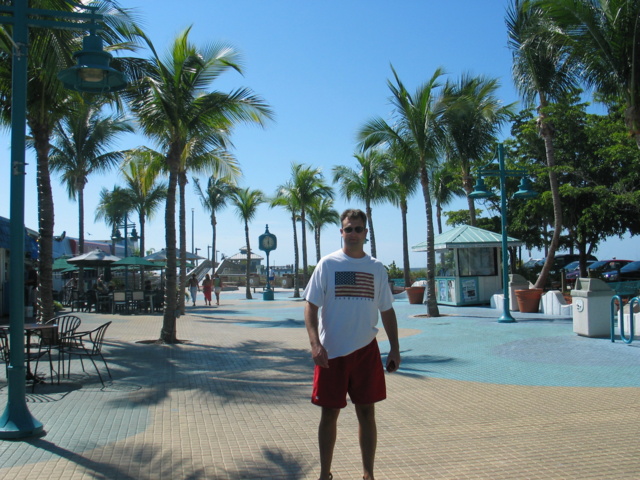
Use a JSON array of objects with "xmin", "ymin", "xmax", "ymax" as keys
[{"xmin": 340, "ymin": 209, "xmax": 367, "ymax": 227}]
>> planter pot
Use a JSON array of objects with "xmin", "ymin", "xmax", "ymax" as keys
[
  {"xmin": 406, "ymin": 286, "xmax": 426, "ymax": 304},
  {"xmin": 514, "ymin": 288, "xmax": 543, "ymax": 313}
]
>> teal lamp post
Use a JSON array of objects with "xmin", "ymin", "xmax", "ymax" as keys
[
  {"xmin": 469, "ymin": 143, "xmax": 537, "ymax": 323},
  {"xmin": 0, "ymin": 1, "xmax": 127, "ymax": 439},
  {"xmin": 258, "ymin": 225, "xmax": 277, "ymax": 301}
]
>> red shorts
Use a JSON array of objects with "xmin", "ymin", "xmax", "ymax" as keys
[{"xmin": 312, "ymin": 339, "xmax": 386, "ymax": 409}]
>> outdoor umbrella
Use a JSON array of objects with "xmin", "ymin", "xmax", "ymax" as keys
[
  {"xmin": 68, "ymin": 249, "xmax": 121, "ymax": 267},
  {"xmin": 52, "ymin": 256, "xmax": 75, "ymax": 272},
  {"xmin": 112, "ymin": 256, "xmax": 161, "ymax": 268},
  {"xmin": 144, "ymin": 248, "xmax": 205, "ymax": 262}
]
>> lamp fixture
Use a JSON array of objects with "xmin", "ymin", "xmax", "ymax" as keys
[{"xmin": 57, "ymin": 30, "xmax": 127, "ymax": 93}]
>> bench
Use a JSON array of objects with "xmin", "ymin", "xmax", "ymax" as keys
[{"xmin": 607, "ymin": 280, "xmax": 640, "ymax": 298}]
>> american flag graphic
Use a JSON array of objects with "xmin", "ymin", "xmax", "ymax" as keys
[{"xmin": 335, "ymin": 271, "xmax": 374, "ymax": 299}]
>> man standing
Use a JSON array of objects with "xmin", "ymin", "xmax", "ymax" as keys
[{"xmin": 304, "ymin": 208, "xmax": 401, "ymax": 480}]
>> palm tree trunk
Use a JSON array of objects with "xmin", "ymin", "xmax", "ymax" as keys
[
  {"xmin": 244, "ymin": 222, "xmax": 252, "ymax": 299},
  {"xmin": 463, "ymin": 169, "xmax": 477, "ymax": 227},
  {"xmin": 420, "ymin": 165, "xmax": 440, "ymax": 317},
  {"xmin": 161, "ymin": 156, "xmax": 180, "ymax": 343},
  {"xmin": 624, "ymin": 105, "xmax": 640, "ymax": 149},
  {"xmin": 179, "ymin": 172, "xmax": 187, "ymax": 314},
  {"xmin": 77, "ymin": 186, "xmax": 85, "ymax": 294},
  {"xmin": 366, "ymin": 201, "xmax": 377, "ymax": 258},
  {"xmin": 301, "ymin": 209, "xmax": 309, "ymax": 286},
  {"xmin": 211, "ymin": 213, "xmax": 216, "ymax": 270},
  {"xmin": 534, "ymin": 104, "xmax": 563, "ymax": 290},
  {"xmin": 315, "ymin": 228, "xmax": 321, "ymax": 263},
  {"xmin": 292, "ymin": 213, "xmax": 300, "ymax": 298},
  {"xmin": 401, "ymin": 200, "xmax": 411, "ymax": 289},
  {"xmin": 33, "ymin": 123, "xmax": 55, "ymax": 322}
]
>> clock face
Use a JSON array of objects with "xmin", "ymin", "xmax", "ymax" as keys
[{"xmin": 260, "ymin": 234, "xmax": 276, "ymax": 251}]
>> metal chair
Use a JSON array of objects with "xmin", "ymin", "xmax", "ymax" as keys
[
  {"xmin": 60, "ymin": 321, "xmax": 112, "ymax": 386},
  {"xmin": 45, "ymin": 315, "xmax": 81, "ymax": 381},
  {"xmin": 112, "ymin": 291, "xmax": 128, "ymax": 314},
  {"xmin": 0, "ymin": 328, "xmax": 9, "ymax": 378},
  {"xmin": 2, "ymin": 326, "xmax": 56, "ymax": 390},
  {"xmin": 131, "ymin": 290, "xmax": 145, "ymax": 313}
]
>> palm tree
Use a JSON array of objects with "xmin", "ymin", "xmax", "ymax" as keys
[
  {"xmin": 384, "ymin": 142, "xmax": 421, "ymax": 288},
  {"xmin": 290, "ymin": 164, "xmax": 333, "ymax": 285},
  {"xmin": 230, "ymin": 188, "xmax": 265, "ymax": 299},
  {"xmin": 359, "ymin": 66, "xmax": 447, "ymax": 317},
  {"xmin": 0, "ymin": 1, "xmax": 139, "ymax": 321},
  {"xmin": 332, "ymin": 149, "xmax": 393, "ymax": 259},
  {"xmin": 431, "ymin": 162, "xmax": 465, "ymax": 235},
  {"xmin": 507, "ymin": 0, "xmax": 578, "ymax": 289},
  {"xmin": 536, "ymin": 0, "xmax": 640, "ymax": 148},
  {"xmin": 95, "ymin": 186, "xmax": 132, "ymax": 255},
  {"xmin": 125, "ymin": 27, "xmax": 272, "ymax": 342},
  {"xmin": 120, "ymin": 148, "xmax": 168, "ymax": 259},
  {"xmin": 50, "ymin": 100, "xmax": 134, "ymax": 257},
  {"xmin": 177, "ymin": 143, "xmax": 241, "ymax": 314},
  {"xmin": 442, "ymin": 74, "xmax": 515, "ymax": 226},
  {"xmin": 306, "ymin": 197, "xmax": 340, "ymax": 263},
  {"xmin": 271, "ymin": 180, "xmax": 302, "ymax": 298},
  {"xmin": 193, "ymin": 175, "xmax": 238, "ymax": 271}
]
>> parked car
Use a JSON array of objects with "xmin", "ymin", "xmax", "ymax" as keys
[
  {"xmin": 564, "ymin": 260, "xmax": 597, "ymax": 287},
  {"xmin": 603, "ymin": 260, "xmax": 640, "ymax": 282},
  {"xmin": 586, "ymin": 259, "xmax": 633, "ymax": 282},
  {"xmin": 546, "ymin": 254, "xmax": 598, "ymax": 288}
]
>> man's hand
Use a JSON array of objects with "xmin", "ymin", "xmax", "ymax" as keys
[
  {"xmin": 385, "ymin": 349, "xmax": 401, "ymax": 373},
  {"xmin": 311, "ymin": 343, "xmax": 329, "ymax": 368}
]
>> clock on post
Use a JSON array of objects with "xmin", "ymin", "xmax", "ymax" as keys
[{"xmin": 258, "ymin": 225, "xmax": 277, "ymax": 300}]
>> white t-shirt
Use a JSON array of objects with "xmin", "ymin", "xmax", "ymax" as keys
[{"xmin": 304, "ymin": 249, "xmax": 394, "ymax": 359}]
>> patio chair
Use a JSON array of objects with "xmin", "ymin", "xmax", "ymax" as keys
[
  {"xmin": 60, "ymin": 321, "xmax": 112, "ymax": 386},
  {"xmin": 2, "ymin": 326, "xmax": 56, "ymax": 390},
  {"xmin": 0, "ymin": 328, "xmax": 9, "ymax": 378},
  {"xmin": 112, "ymin": 291, "xmax": 128, "ymax": 314},
  {"xmin": 131, "ymin": 290, "xmax": 145, "ymax": 313},
  {"xmin": 45, "ymin": 315, "xmax": 81, "ymax": 381}
]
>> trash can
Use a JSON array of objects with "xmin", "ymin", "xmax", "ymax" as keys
[{"xmin": 572, "ymin": 277, "xmax": 614, "ymax": 337}]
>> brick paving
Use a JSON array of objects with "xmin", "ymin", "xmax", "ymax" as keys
[{"xmin": 1, "ymin": 290, "xmax": 639, "ymax": 479}]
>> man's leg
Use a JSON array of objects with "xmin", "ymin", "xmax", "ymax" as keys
[
  {"xmin": 355, "ymin": 403, "xmax": 376, "ymax": 480},
  {"xmin": 318, "ymin": 407, "xmax": 340, "ymax": 480}
]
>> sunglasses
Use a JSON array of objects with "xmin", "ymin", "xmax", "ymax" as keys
[{"xmin": 342, "ymin": 226, "xmax": 365, "ymax": 234}]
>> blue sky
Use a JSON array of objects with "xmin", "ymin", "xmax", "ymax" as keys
[{"xmin": 1, "ymin": 0, "xmax": 637, "ymax": 267}]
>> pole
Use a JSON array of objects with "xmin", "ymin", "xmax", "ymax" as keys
[
  {"xmin": 191, "ymin": 208, "xmax": 194, "ymax": 254},
  {"xmin": 124, "ymin": 217, "xmax": 128, "ymax": 289},
  {"xmin": 0, "ymin": 0, "xmax": 44, "ymax": 438},
  {"xmin": 497, "ymin": 144, "xmax": 516, "ymax": 323}
]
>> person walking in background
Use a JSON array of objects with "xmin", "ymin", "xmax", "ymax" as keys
[
  {"xmin": 303, "ymin": 208, "xmax": 401, "ymax": 480},
  {"xmin": 188, "ymin": 273, "xmax": 199, "ymax": 306},
  {"xmin": 213, "ymin": 273, "xmax": 223, "ymax": 305},
  {"xmin": 202, "ymin": 273, "xmax": 213, "ymax": 306}
]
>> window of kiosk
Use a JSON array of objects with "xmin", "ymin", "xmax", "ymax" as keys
[
  {"xmin": 435, "ymin": 250, "xmax": 456, "ymax": 276},
  {"xmin": 458, "ymin": 248, "xmax": 497, "ymax": 276}
]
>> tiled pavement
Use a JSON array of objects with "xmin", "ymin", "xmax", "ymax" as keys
[{"xmin": 1, "ymin": 290, "xmax": 639, "ymax": 479}]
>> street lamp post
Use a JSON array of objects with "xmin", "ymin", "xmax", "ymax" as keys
[
  {"xmin": 191, "ymin": 208, "xmax": 195, "ymax": 254},
  {"xmin": 469, "ymin": 143, "xmax": 537, "ymax": 323},
  {"xmin": 112, "ymin": 218, "xmax": 138, "ymax": 288},
  {"xmin": 0, "ymin": 2, "xmax": 127, "ymax": 439}
]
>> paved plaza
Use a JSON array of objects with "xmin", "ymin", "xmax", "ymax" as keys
[{"xmin": 1, "ymin": 289, "xmax": 639, "ymax": 479}]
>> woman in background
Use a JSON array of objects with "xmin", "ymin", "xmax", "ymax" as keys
[{"xmin": 202, "ymin": 273, "xmax": 213, "ymax": 306}]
